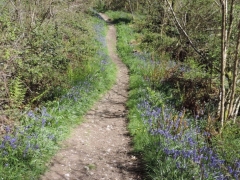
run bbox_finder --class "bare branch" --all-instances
[165,0,206,60]
[214,0,221,7]
[227,0,235,41]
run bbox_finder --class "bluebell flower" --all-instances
[176,162,181,169]
[34,144,39,150]
[42,119,46,127]
[41,107,50,117]
[27,110,35,119]
[3,135,11,142]
[2,150,8,157]
[9,137,17,149]
[48,134,55,140]
[5,126,10,133]
[0,142,5,149]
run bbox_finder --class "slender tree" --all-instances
[219,0,228,127]
[228,20,240,120]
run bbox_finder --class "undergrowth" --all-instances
[105,10,240,180]
[0,11,116,179]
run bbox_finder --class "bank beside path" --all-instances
[40,13,143,180]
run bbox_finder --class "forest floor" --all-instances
[40,13,144,180]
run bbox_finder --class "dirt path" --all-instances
[40,14,143,180]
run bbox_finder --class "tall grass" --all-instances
[0,12,116,180]
[106,10,240,180]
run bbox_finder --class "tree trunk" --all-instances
[233,97,240,123]
[228,20,240,119]
[220,0,228,128]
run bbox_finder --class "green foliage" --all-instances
[0,0,100,111]
[94,0,107,12]
[104,10,132,24]
[108,10,240,179]
[94,0,128,11]
[213,123,240,163]
[139,30,177,55]
[16,23,69,103]
[0,10,116,179]
[9,77,26,108]
[183,59,210,80]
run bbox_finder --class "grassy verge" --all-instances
[106,10,240,180]
[0,12,116,179]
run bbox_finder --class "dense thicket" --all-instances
[0,1,118,178]
[102,3,240,178]
[97,0,240,126]
[0,0,94,120]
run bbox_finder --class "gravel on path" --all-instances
[40,13,143,180]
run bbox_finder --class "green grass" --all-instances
[0,12,116,180]
[106,11,204,179]
[105,11,193,179]
[106,10,240,180]
[105,10,154,178]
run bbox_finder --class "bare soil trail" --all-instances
[40,13,143,180]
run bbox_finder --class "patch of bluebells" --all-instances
[133,51,195,88]
[60,80,92,104]
[59,20,110,104]
[133,51,151,62]
[0,80,94,168]
[138,99,240,179]
[179,64,191,73]
[93,19,110,72]
[98,50,110,72]
[0,16,111,171]
[133,50,192,73]
[0,106,56,167]
[93,22,107,49]
[133,51,162,68]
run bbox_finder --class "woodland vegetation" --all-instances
[96,0,240,179]
[0,0,117,179]
[1,0,240,179]
[100,0,240,126]
[0,0,95,129]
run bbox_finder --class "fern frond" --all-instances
[31,88,50,104]
[10,76,26,107]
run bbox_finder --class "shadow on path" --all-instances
[40,13,146,180]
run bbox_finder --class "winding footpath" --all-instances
[40,14,143,180]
